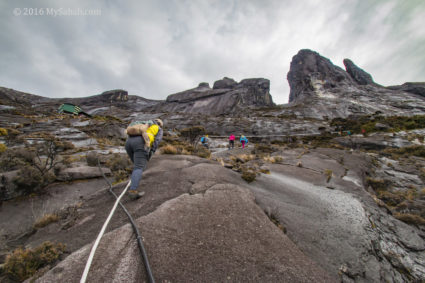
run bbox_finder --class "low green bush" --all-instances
[105,153,132,182]
[241,169,256,183]
[13,165,55,195]
[4,241,66,282]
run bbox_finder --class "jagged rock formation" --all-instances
[343,58,376,85]
[287,49,353,103]
[284,49,425,119]
[151,77,274,114]
[387,82,425,98]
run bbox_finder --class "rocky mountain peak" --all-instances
[287,49,352,103]
[343,58,375,85]
[285,49,425,119]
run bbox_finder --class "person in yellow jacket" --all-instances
[125,118,163,199]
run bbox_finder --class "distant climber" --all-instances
[200,135,209,149]
[229,134,235,149]
[125,118,163,199]
[240,135,248,149]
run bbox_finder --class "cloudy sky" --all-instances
[1,0,424,104]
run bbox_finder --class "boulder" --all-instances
[212,77,238,89]
[57,166,111,181]
[156,78,274,114]
[198,82,210,88]
[343,58,375,85]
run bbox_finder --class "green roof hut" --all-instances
[58,103,91,117]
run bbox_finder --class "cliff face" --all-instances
[153,77,274,114]
[285,49,425,119]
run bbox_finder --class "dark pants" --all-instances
[125,136,149,190]
[229,140,234,148]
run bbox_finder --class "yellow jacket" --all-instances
[146,124,159,146]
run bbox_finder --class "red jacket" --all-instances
[229,135,235,141]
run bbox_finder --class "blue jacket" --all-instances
[240,136,248,143]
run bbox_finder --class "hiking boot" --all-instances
[128,190,145,200]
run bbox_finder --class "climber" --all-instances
[125,118,163,199]
[228,134,235,149]
[240,135,248,149]
[200,135,209,149]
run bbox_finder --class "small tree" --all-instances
[179,126,206,145]
[32,136,64,176]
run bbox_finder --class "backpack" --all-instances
[126,120,154,148]
[201,137,205,143]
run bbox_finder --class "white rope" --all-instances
[80,180,132,283]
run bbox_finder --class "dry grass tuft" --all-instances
[33,214,59,229]
[263,155,283,163]
[394,213,425,226]
[161,144,178,154]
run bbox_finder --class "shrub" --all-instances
[376,191,404,207]
[366,177,390,191]
[195,146,211,158]
[179,126,206,145]
[161,144,178,154]
[0,127,7,136]
[331,114,425,134]
[241,169,256,183]
[394,213,425,226]
[4,241,66,282]
[232,154,255,163]
[86,151,99,166]
[105,153,132,182]
[253,144,274,154]
[0,143,6,153]
[106,153,132,172]
[13,166,46,194]
[33,214,59,229]
[263,156,283,163]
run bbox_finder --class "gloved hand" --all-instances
[148,149,154,161]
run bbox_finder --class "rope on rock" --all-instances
[87,158,155,283]
[80,179,131,283]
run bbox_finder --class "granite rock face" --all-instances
[285,49,425,119]
[387,82,425,98]
[287,49,353,103]
[343,58,375,85]
[153,77,274,114]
